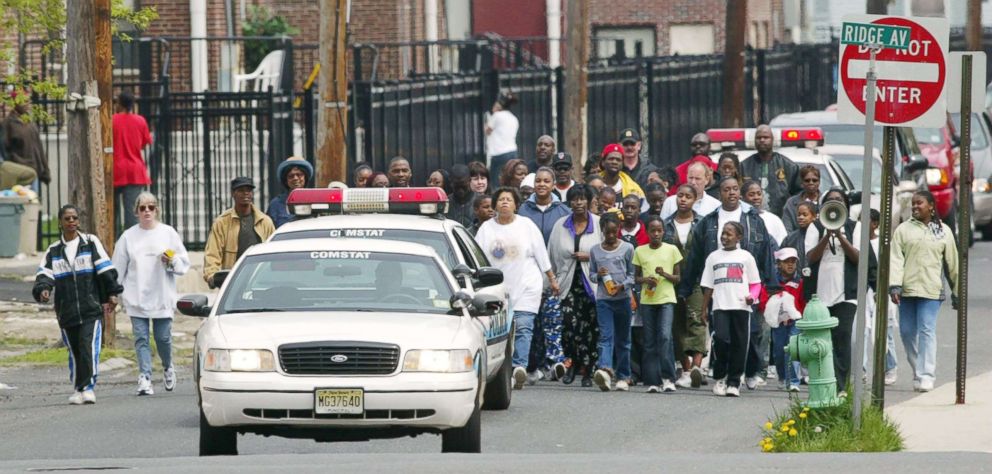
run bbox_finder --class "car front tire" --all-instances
[482,325,514,411]
[199,407,238,456]
[441,401,481,453]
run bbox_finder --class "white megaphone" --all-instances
[819,200,848,231]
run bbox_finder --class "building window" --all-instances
[593,25,656,60]
[669,23,715,55]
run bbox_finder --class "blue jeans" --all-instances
[512,310,536,368]
[640,303,676,385]
[898,297,942,384]
[771,324,801,386]
[131,317,173,377]
[595,299,632,380]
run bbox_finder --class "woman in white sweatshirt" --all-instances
[112,192,191,396]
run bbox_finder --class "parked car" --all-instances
[951,111,992,240]
[912,123,960,225]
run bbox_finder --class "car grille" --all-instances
[278,341,400,375]
[243,408,436,420]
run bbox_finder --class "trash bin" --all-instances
[19,201,40,254]
[0,196,27,257]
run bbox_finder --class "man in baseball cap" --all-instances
[203,176,275,287]
[550,151,575,201]
[618,127,657,190]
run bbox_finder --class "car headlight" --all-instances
[204,349,276,372]
[402,349,473,373]
[926,168,949,187]
[974,178,992,193]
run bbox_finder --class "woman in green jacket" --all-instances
[889,190,959,393]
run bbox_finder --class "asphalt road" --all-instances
[2,242,991,468]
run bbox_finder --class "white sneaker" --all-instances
[690,367,703,388]
[82,389,96,404]
[137,374,154,396]
[526,369,543,385]
[615,380,630,392]
[512,367,527,390]
[884,369,898,386]
[745,376,764,390]
[766,366,778,380]
[675,372,692,388]
[164,366,177,391]
[788,384,800,393]
[647,385,660,393]
[912,379,922,392]
[919,379,934,392]
[662,380,677,393]
[725,385,741,397]
[593,369,612,392]
[68,391,84,405]
[712,379,727,396]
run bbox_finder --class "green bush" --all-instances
[759,396,903,453]
[242,5,299,72]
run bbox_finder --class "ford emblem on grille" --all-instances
[330,354,349,363]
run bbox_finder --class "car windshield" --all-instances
[912,127,945,146]
[813,124,886,148]
[271,228,459,268]
[216,251,455,315]
[951,113,990,149]
[831,155,883,193]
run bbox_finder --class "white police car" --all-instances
[270,187,514,407]
[178,238,508,455]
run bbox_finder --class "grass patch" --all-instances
[0,336,48,347]
[0,346,135,366]
[759,395,903,453]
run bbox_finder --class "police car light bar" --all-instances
[287,187,450,216]
[706,127,824,151]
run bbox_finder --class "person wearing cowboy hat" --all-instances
[266,156,314,228]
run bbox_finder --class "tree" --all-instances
[0,0,157,122]
[242,5,299,71]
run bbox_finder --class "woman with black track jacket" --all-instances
[33,204,124,405]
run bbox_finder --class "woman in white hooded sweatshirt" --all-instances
[112,192,190,396]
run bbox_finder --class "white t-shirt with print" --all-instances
[700,248,761,312]
[474,216,551,314]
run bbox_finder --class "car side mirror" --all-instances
[177,294,211,317]
[904,157,929,174]
[847,190,862,205]
[474,267,503,288]
[470,294,503,317]
[211,270,230,289]
[449,290,473,312]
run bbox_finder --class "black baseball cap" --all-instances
[618,128,640,144]
[551,152,573,169]
[230,176,255,192]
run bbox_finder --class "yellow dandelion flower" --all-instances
[799,412,808,419]
[787,419,796,425]
[789,428,798,437]
[781,425,790,432]
[762,443,774,452]
[764,422,773,430]
[763,437,772,444]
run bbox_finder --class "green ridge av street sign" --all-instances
[841,22,911,50]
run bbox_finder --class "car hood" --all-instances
[215,311,467,348]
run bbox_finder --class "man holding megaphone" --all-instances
[804,188,878,395]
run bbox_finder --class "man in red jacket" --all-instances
[113,91,152,230]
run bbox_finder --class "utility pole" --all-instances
[317,0,349,186]
[67,0,115,346]
[966,0,982,51]
[96,0,114,255]
[564,0,589,179]
[722,0,746,127]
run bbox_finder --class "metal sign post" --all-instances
[956,54,972,405]
[852,43,880,430]
[872,126,896,409]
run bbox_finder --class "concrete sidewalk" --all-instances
[886,371,992,453]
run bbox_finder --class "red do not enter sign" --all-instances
[838,15,949,127]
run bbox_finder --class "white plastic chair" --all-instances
[233,50,285,93]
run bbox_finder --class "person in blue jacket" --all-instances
[267,156,314,228]
[518,167,571,245]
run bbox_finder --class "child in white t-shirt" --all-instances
[700,221,761,398]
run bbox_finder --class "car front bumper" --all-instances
[974,192,992,226]
[200,371,478,431]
